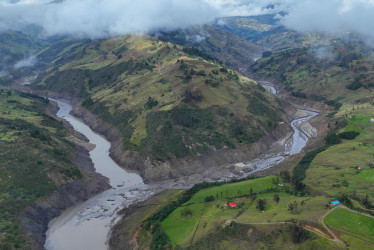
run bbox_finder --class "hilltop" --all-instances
[156,25,263,70]
[31,35,290,182]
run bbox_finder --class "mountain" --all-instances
[215,15,327,51]
[31,35,288,181]
[249,38,374,116]
[156,25,264,70]
[0,29,67,85]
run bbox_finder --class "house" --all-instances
[229,202,237,208]
[331,200,340,206]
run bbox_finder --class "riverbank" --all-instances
[15,83,320,249]
[7,92,110,249]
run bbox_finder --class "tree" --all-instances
[273,194,280,204]
[280,170,291,182]
[144,96,159,109]
[180,208,192,217]
[204,196,215,202]
[262,51,273,58]
[289,223,309,244]
[288,201,298,214]
[256,199,266,211]
[362,194,371,208]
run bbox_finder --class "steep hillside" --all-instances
[110,176,341,250]
[216,15,326,51]
[249,40,374,116]
[156,25,263,69]
[32,35,289,181]
[0,30,51,83]
[0,88,109,249]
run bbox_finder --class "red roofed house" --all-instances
[229,202,237,208]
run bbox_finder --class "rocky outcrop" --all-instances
[20,145,110,250]
[72,105,294,183]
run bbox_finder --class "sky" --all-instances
[1,0,374,40]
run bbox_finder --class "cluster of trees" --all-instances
[255,194,281,212]
[182,47,215,62]
[144,96,159,109]
[326,130,360,145]
[292,147,327,187]
[288,222,309,244]
[346,79,363,90]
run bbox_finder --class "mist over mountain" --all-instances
[1,0,374,44]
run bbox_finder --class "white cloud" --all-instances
[0,0,218,38]
[1,0,374,43]
[14,55,37,69]
[280,0,374,42]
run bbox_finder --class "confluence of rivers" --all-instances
[45,85,318,250]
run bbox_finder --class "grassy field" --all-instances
[160,176,330,247]
[325,208,374,249]
[109,189,183,249]
[304,112,374,200]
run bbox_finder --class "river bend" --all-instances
[45,86,318,249]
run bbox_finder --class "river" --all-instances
[45,99,150,250]
[44,85,318,250]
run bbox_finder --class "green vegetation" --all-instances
[325,208,374,249]
[250,41,374,116]
[293,147,327,185]
[139,176,335,248]
[0,88,84,249]
[157,25,263,69]
[305,113,374,201]
[217,15,325,50]
[33,35,285,162]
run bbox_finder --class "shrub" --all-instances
[181,208,192,217]
[293,147,327,184]
[256,199,266,211]
[144,97,159,109]
[326,132,341,145]
[262,51,273,58]
[204,196,215,202]
[338,131,359,140]
[346,80,363,90]
[291,91,307,99]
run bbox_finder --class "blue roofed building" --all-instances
[331,200,340,206]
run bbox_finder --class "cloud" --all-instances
[0,0,219,38]
[14,55,37,69]
[1,0,374,44]
[280,0,374,43]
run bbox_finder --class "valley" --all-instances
[0,3,373,250]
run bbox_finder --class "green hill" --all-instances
[110,176,341,249]
[157,25,263,69]
[216,15,326,51]
[0,88,107,249]
[250,40,374,116]
[32,35,288,181]
[0,30,52,83]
